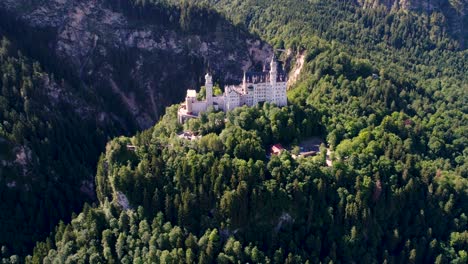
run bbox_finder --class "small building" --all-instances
[300,151,317,157]
[177,131,200,141]
[126,144,137,151]
[270,144,285,156]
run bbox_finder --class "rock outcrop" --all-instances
[0,0,273,254]
[0,0,273,129]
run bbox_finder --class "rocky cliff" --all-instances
[0,0,273,254]
[0,0,272,129]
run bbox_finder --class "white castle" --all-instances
[178,56,287,123]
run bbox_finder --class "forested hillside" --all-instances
[0,0,466,263]
[356,0,466,47]
[27,101,467,262]
[0,32,121,255]
[199,0,466,169]
[0,0,272,129]
[0,0,271,256]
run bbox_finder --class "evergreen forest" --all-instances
[0,0,466,263]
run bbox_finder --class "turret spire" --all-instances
[243,71,247,93]
[205,73,213,106]
[270,55,277,84]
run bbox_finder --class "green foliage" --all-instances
[32,93,467,262]
[1,0,467,262]
[197,84,223,101]
[0,34,123,255]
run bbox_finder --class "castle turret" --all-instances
[242,71,247,93]
[185,89,196,113]
[205,73,213,107]
[270,55,277,85]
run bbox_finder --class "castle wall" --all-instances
[188,81,287,114]
[191,101,207,115]
[272,82,287,106]
[244,92,254,106]
[213,96,225,111]
[225,90,240,111]
[178,60,288,123]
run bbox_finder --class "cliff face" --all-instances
[0,0,272,129]
[0,0,273,254]
[357,0,466,47]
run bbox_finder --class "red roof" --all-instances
[271,144,284,155]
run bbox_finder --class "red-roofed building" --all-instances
[270,144,284,155]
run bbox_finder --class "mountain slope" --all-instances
[356,0,466,46]
[0,0,273,255]
[28,102,467,263]
[196,0,466,150]
[0,0,272,129]
[0,33,116,255]
[0,0,466,262]
[21,0,467,261]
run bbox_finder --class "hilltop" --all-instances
[0,0,466,262]
[0,0,271,255]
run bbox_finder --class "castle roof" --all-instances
[245,70,287,84]
[244,58,286,84]
[270,144,285,155]
[225,86,244,95]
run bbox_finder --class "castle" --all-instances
[178,56,287,123]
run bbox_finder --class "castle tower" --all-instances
[205,73,213,107]
[270,55,277,85]
[185,89,196,113]
[243,71,247,93]
[186,96,193,113]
